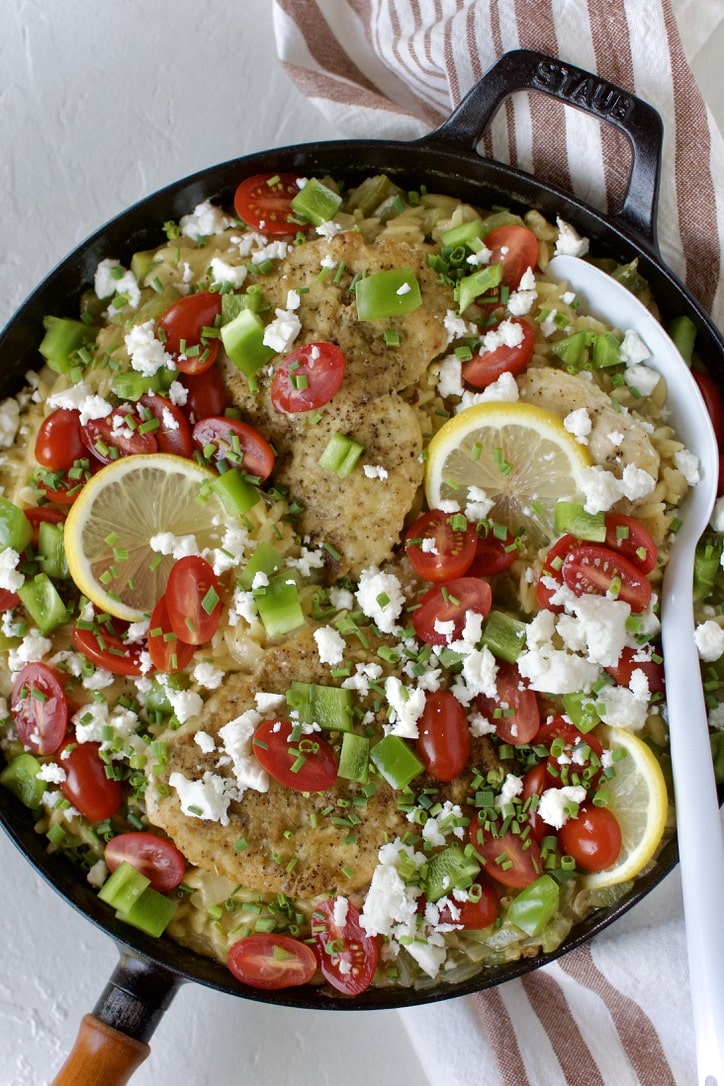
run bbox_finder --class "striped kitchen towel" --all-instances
[272,0,724,328]
[272,3,724,1084]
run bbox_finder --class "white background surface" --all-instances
[0,3,722,1084]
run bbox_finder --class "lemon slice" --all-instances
[425,402,591,546]
[64,454,235,622]
[583,726,670,889]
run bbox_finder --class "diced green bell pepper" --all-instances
[505,874,560,936]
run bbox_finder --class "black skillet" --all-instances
[1,48,722,1084]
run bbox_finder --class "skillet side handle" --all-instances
[51,1016,150,1086]
[51,951,181,1086]
[422,48,663,250]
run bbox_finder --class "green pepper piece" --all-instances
[220,309,275,383]
[209,469,260,516]
[355,269,422,321]
[439,220,488,249]
[238,541,284,591]
[553,501,606,542]
[592,332,621,368]
[120,884,178,937]
[39,316,96,375]
[98,861,151,913]
[338,732,370,783]
[254,573,305,638]
[551,330,594,367]
[423,845,481,903]
[17,573,69,634]
[667,315,697,364]
[286,682,354,733]
[505,873,560,936]
[369,734,424,790]
[480,610,527,663]
[711,732,724,784]
[561,691,601,734]
[455,263,503,315]
[290,177,343,227]
[694,535,723,602]
[38,520,69,580]
[0,753,46,809]
[0,497,31,553]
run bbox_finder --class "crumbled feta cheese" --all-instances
[480,318,525,354]
[444,310,474,344]
[192,662,225,690]
[674,448,700,486]
[286,546,326,576]
[169,770,239,825]
[219,712,270,793]
[314,625,346,666]
[47,383,114,425]
[495,773,523,809]
[538,785,587,828]
[564,407,592,445]
[555,219,590,257]
[180,200,234,240]
[209,257,247,289]
[710,497,724,534]
[555,592,631,668]
[262,308,302,353]
[0,398,21,449]
[94,258,141,308]
[580,463,656,514]
[507,267,538,316]
[363,464,389,480]
[619,329,651,366]
[695,619,724,662]
[8,629,53,671]
[0,548,24,592]
[125,320,176,377]
[195,731,217,754]
[624,364,661,397]
[342,660,384,697]
[384,676,426,738]
[595,683,649,731]
[516,610,599,694]
[436,354,465,399]
[37,763,67,784]
[360,840,423,939]
[150,531,200,559]
[355,566,405,633]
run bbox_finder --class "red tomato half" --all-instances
[603,514,658,574]
[11,663,68,755]
[559,803,622,872]
[233,173,304,236]
[0,589,20,609]
[561,544,652,612]
[521,763,554,844]
[693,370,724,446]
[147,595,197,673]
[72,621,148,677]
[404,510,477,583]
[415,690,471,781]
[164,555,222,646]
[475,661,540,745]
[468,524,518,576]
[35,408,86,472]
[192,416,275,481]
[252,719,338,793]
[58,740,123,822]
[469,814,542,888]
[485,224,539,289]
[605,644,665,696]
[412,577,492,646]
[536,533,578,611]
[138,394,194,458]
[227,933,317,990]
[437,882,498,929]
[82,406,158,464]
[181,362,230,423]
[270,342,347,414]
[157,292,222,375]
[311,898,379,996]
[105,831,186,892]
[462,317,536,388]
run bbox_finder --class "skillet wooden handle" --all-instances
[51,1014,150,1085]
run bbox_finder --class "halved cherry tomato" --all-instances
[461,317,536,388]
[82,406,158,464]
[252,719,338,793]
[138,394,194,458]
[34,463,94,505]
[605,644,665,696]
[164,555,222,646]
[35,408,86,472]
[536,533,578,611]
[485,224,539,289]
[157,292,222,376]
[468,524,518,576]
[58,740,123,822]
[404,510,477,583]
[412,576,492,646]
[270,342,347,414]
[561,543,652,612]
[72,620,148,678]
[469,813,542,888]
[181,362,230,423]
[11,663,68,755]
[227,933,317,990]
[475,661,540,745]
[192,416,275,481]
[693,370,724,446]
[521,762,553,844]
[311,898,378,996]
[437,882,499,929]
[415,690,471,781]
[105,831,186,892]
[603,514,657,574]
[0,589,20,609]
[559,803,622,872]
[147,595,197,673]
[233,173,304,236]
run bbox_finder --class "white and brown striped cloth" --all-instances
[272,3,723,1084]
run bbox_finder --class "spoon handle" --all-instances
[663,571,724,1086]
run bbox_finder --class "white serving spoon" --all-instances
[548,254,724,1086]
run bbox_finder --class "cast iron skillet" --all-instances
[1,49,722,1084]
